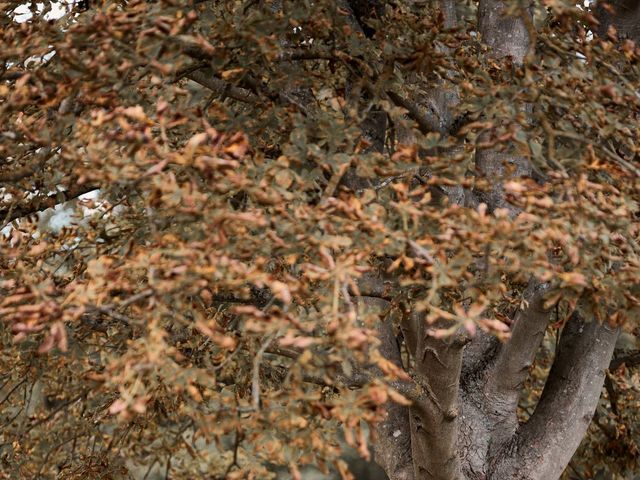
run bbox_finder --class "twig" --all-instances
[25,390,87,433]
[223,427,242,477]
[186,71,259,104]
[84,289,154,326]
[0,183,98,227]
[252,331,278,411]
[0,378,28,408]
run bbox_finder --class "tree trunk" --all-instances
[365,1,621,479]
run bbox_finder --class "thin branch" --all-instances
[604,373,619,416]
[24,390,88,433]
[552,129,640,178]
[186,70,259,104]
[0,183,98,226]
[252,331,277,411]
[610,351,640,370]
[0,146,57,184]
[386,90,441,134]
[83,289,155,326]
[0,378,28,408]
[278,47,336,61]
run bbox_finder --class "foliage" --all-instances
[0,0,639,478]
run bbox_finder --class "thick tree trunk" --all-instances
[378,296,618,480]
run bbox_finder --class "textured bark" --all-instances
[402,312,464,480]
[484,280,550,452]
[438,0,456,30]
[344,3,620,480]
[491,313,619,479]
[475,0,532,216]
[595,0,640,42]
[360,297,415,480]
[474,149,532,215]
[478,0,530,62]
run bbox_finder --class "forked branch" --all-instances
[491,312,618,479]
[485,280,550,449]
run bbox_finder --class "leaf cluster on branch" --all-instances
[0,0,639,479]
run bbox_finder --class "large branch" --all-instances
[360,296,415,480]
[491,312,618,479]
[438,0,456,29]
[478,0,531,62]
[484,280,550,451]
[401,310,464,480]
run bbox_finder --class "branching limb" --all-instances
[403,310,464,480]
[484,280,550,450]
[491,312,618,479]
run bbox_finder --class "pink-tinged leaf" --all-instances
[504,181,526,194]
[122,105,147,122]
[38,333,55,354]
[144,159,168,176]
[270,280,292,304]
[559,272,589,288]
[367,385,388,405]
[52,322,68,352]
[357,427,370,460]
[464,319,477,336]
[388,388,412,406]
[109,399,127,415]
[132,396,148,414]
[479,318,510,332]
[279,334,314,349]
[289,464,302,480]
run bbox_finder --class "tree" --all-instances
[1,0,639,479]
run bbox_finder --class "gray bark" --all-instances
[484,280,551,453]
[478,0,531,62]
[343,3,621,480]
[362,297,415,480]
[491,313,619,479]
[595,0,640,41]
[402,312,464,480]
[475,0,532,216]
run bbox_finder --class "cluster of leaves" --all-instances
[0,0,639,478]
